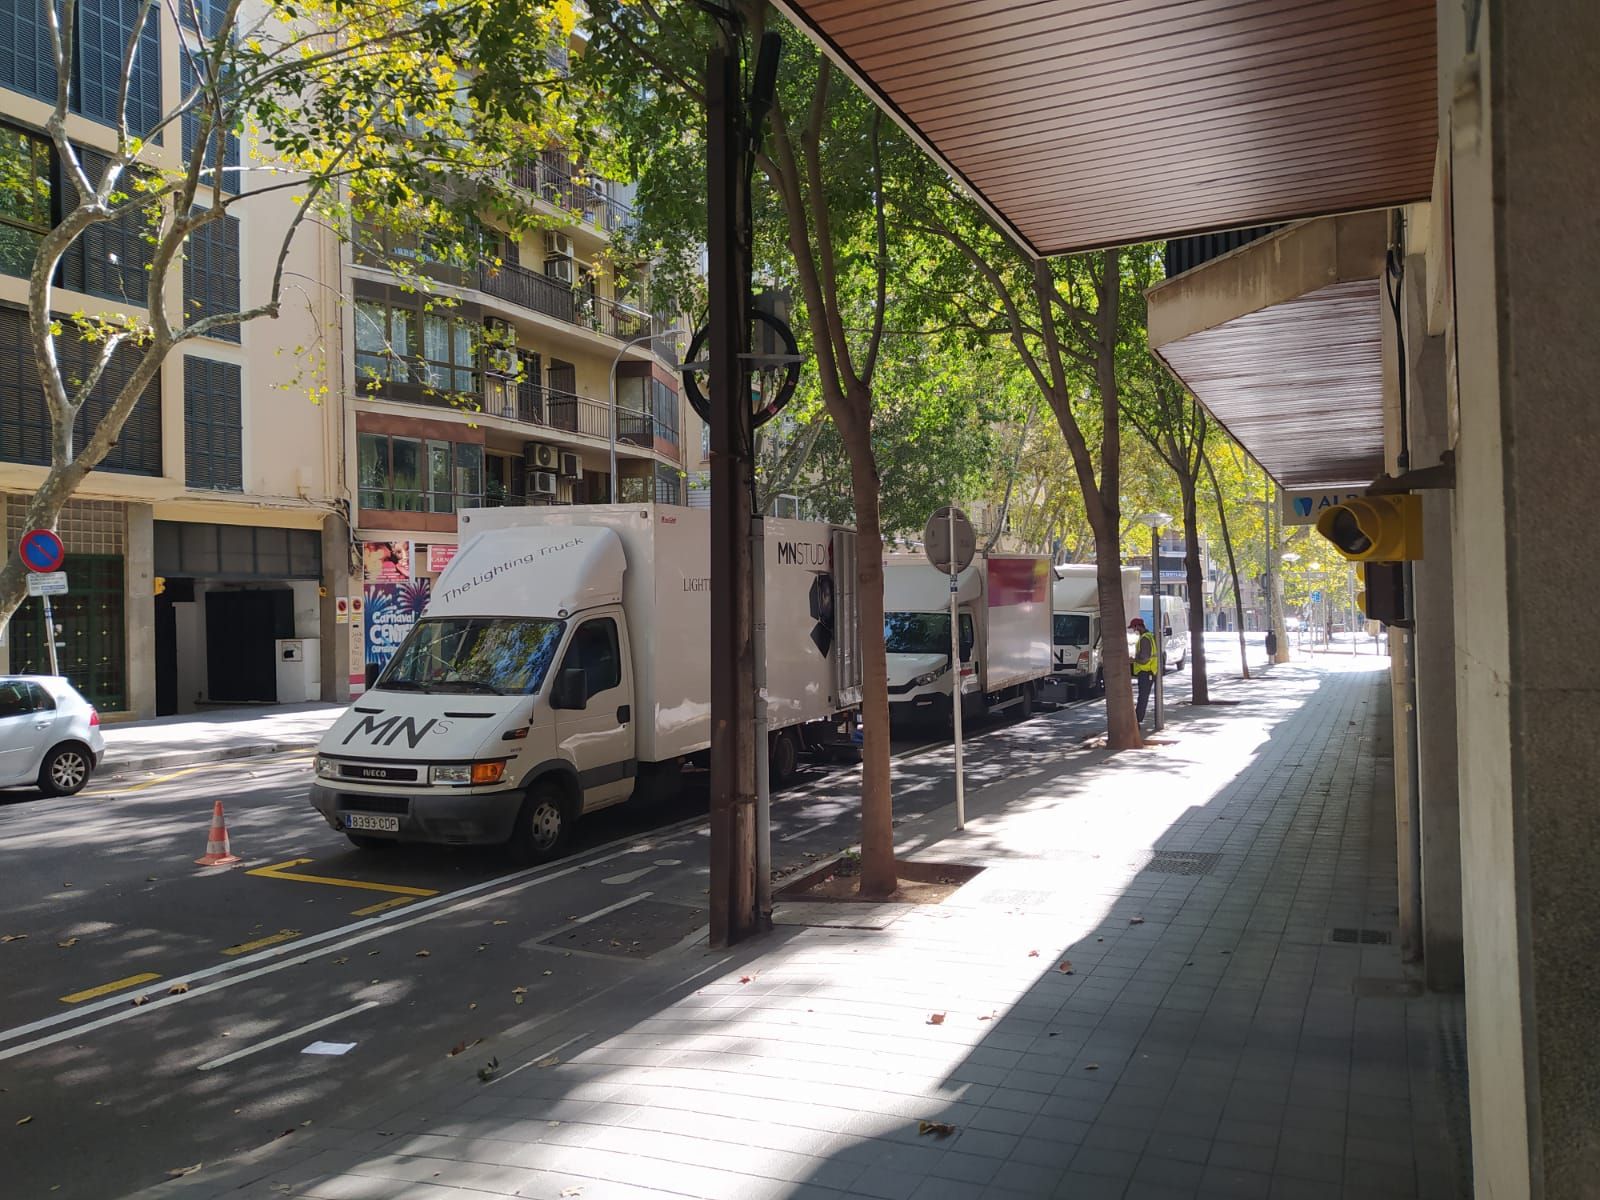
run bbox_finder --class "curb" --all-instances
[98,739,321,778]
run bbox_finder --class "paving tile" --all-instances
[1070,1147,1141,1180]
[988,1159,1066,1195]
[1133,1155,1208,1190]
[1049,1171,1130,1199]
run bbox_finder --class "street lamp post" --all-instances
[607,327,687,503]
[1136,512,1173,732]
[1281,551,1301,651]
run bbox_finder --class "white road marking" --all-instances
[483,1029,593,1087]
[0,815,708,1060]
[196,1001,380,1071]
[571,891,652,925]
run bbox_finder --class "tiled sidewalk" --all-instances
[198,659,1470,1200]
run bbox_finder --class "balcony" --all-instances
[479,377,680,456]
[501,151,636,236]
[477,261,654,342]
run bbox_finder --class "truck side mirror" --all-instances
[551,667,589,710]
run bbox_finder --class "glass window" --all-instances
[0,127,53,278]
[1053,613,1092,646]
[0,680,50,717]
[358,433,388,509]
[391,437,422,511]
[455,443,483,506]
[883,612,950,656]
[427,439,453,513]
[561,618,620,696]
[377,617,567,695]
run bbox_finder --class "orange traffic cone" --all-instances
[195,800,242,867]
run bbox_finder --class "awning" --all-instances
[1146,212,1388,489]
[772,0,1436,256]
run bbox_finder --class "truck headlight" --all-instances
[429,764,472,785]
[911,667,946,687]
[429,761,509,786]
[315,756,338,779]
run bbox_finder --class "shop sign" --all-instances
[427,543,457,573]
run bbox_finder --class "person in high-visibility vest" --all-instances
[1130,617,1158,724]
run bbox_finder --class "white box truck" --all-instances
[311,505,862,860]
[882,553,1052,729]
[1047,564,1142,699]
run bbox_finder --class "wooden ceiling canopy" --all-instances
[772,0,1437,256]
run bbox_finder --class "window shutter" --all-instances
[76,0,162,137]
[0,0,58,102]
[183,356,243,490]
[61,148,157,303]
[180,56,240,194]
[183,211,241,341]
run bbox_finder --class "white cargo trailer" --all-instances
[882,553,1052,729]
[1047,564,1142,698]
[311,505,861,860]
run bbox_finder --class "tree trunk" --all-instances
[1203,449,1250,679]
[844,419,896,899]
[1180,474,1208,703]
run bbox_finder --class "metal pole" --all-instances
[1348,563,1358,654]
[753,513,771,924]
[705,46,757,948]
[41,592,60,676]
[948,505,965,830]
[1152,525,1164,732]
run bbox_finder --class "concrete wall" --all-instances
[1446,0,1600,1192]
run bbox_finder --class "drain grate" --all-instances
[1140,851,1221,876]
[1329,927,1393,945]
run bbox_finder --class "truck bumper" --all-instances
[310,783,522,846]
[889,692,953,729]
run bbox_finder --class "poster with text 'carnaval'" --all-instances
[363,579,431,676]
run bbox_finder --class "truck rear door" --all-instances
[553,611,636,812]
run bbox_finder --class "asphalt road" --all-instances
[0,650,1235,1199]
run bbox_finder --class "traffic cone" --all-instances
[195,800,242,867]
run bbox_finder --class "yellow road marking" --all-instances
[221,930,302,956]
[61,972,162,1004]
[246,858,438,898]
[351,896,417,917]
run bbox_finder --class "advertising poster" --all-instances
[362,540,412,581]
[363,579,431,682]
[427,543,458,573]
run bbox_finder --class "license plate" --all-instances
[346,813,399,832]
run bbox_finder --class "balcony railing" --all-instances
[502,151,636,235]
[477,260,656,342]
[477,376,680,454]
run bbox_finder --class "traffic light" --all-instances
[1315,494,1422,561]
[1355,561,1409,627]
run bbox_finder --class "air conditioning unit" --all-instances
[545,255,575,285]
[559,452,582,480]
[531,470,558,497]
[544,231,574,258]
[524,442,558,470]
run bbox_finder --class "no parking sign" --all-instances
[19,528,65,573]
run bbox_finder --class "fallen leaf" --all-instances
[560,1188,583,1197]
[1084,1062,1100,1071]
[547,1120,562,1127]
[1129,916,1145,926]
[468,1003,478,1011]
[1,934,27,943]
[1027,949,1039,957]
[131,995,149,1007]
[448,1039,483,1057]
[917,1120,956,1139]
[926,1013,946,1026]
[415,949,431,958]
[535,1055,560,1069]
[512,986,528,995]
[514,994,524,1005]
[542,969,554,976]
[274,1129,294,1141]
[1058,961,1074,974]
[367,950,380,956]
[16,1115,33,1126]
[167,1163,202,1179]
[477,1057,499,1082]
[976,1012,996,1022]
[739,975,753,984]
[56,938,78,948]
[477,944,489,952]
[168,983,190,995]
[492,919,509,926]
[331,957,349,966]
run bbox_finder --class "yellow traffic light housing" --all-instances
[1315,494,1423,561]
[1356,561,1408,626]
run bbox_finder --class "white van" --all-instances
[312,505,861,860]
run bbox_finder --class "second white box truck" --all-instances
[1048,563,1142,699]
[311,505,862,860]
[882,553,1053,730]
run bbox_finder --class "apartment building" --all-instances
[0,0,347,719]
[343,134,702,692]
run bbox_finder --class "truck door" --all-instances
[553,612,636,812]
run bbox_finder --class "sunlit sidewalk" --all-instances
[194,656,1469,1200]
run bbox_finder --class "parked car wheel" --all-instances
[38,743,93,797]
[510,782,570,865]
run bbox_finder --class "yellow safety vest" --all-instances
[1132,630,1159,676]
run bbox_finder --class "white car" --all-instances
[0,676,104,796]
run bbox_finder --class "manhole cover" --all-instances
[1330,927,1393,945]
[539,899,705,958]
[1140,851,1221,876]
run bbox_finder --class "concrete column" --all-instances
[124,503,156,720]
[1447,1,1600,1193]
[1403,258,1463,992]
[319,513,353,704]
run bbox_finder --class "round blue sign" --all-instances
[19,528,65,573]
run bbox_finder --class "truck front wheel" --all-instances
[769,729,800,788]
[510,782,571,865]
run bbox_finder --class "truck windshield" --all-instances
[376,617,567,696]
[1054,613,1092,645]
[884,612,949,655]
